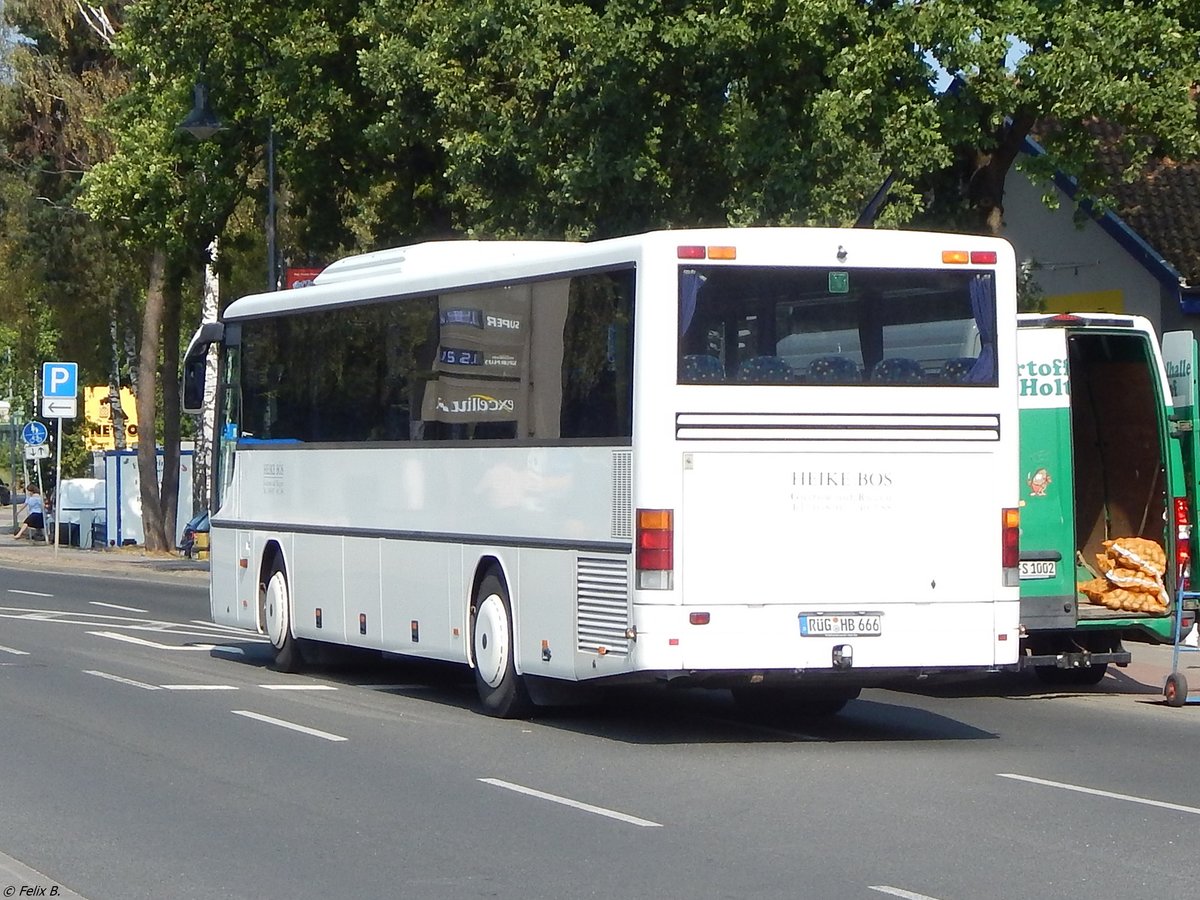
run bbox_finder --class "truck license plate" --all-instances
[799,613,882,637]
[1019,560,1057,580]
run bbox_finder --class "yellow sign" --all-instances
[1044,289,1124,315]
[84,386,139,450]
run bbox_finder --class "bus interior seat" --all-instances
[681,354,726,383]
[807,356,861,384]
[940,356,978,383]
[870,357,927,384]
[736,355,797,383]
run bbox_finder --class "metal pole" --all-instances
[53,417,61,558]
[267,119,277,292]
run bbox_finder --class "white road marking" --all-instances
[83,669,161,691]
[87,630,217,651]
[89,601,148,613]
[161,684,239,691]
[190,619,263,636]
[999,773,1200,816]
[6,589,53,597]
[231,710,348,742]
[869,886,945,900]
[258,684,338,691]
[478,777,663,828]
[0,644,30,656]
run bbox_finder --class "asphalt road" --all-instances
[2,547,1200,900]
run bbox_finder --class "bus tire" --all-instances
[471,571,532,719]
[262,556,304,674]
[731,686,860,718]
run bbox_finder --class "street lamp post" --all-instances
[178,81,280,292]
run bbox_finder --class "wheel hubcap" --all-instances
[474,593,509,689]
[264,571,289,650]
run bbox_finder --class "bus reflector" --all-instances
[970,250,998,264]
[677,245,706,259]
[689,612,710,625]
[707,246,737,260]
[1002,507,1020,574]
[942,250,970,264]
[637,508,674,590]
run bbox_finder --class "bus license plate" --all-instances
[1019,560,1057,580]
[799,613,882,638]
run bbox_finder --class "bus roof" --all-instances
[222,227,1014,321]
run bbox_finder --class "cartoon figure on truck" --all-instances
[1016,313,1196,684]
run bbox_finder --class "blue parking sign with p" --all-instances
[43,362,77,398]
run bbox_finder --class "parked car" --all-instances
[179,509,210,558]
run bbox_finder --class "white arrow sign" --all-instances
[24,444,51,460]
[41,397,78,419]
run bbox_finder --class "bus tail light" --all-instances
[1002,508,1020,586]
[637,508,674,590]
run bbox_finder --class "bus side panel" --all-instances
[209,525,248,629]
[379,541,459,663]
[292,534,347,644]
[511,548,580,681]
[343,536,382,650]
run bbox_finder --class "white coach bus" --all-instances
[183,227,1021,718]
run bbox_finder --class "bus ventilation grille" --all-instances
[577,557,631,656]
[611,450,633,540]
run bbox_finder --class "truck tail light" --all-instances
[1003,508,1020,586]
[637,508,674,590]
[1176,497,1191,591]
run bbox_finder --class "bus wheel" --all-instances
[731,686,860,718]
[262,557,304,674]
[471,571,532,718]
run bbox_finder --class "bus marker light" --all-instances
[970,251,998,264]
[597,646,608,656]
[707,246,737,260]
[942,250,970,264]
[998,633,1008,641]
[411,620,419,642]
[359,613,367,635]
[541,639,552,662]
[669,638,680,646]
[315,608,322,628]
[689,612,710,625]
[677,245,706,259]
[238,558,248,569]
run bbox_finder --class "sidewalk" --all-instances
[0,527,208,583]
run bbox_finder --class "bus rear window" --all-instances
[678,266,997,386]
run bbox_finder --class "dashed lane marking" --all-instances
[231,710,348,742]
[999,773,1200,816]
[83,669,161,691]
[161,684,239,691]
[88,631,218,651]
[89,601,148,613]
[869,886,946,900]
[479,777,662,828]
[6,589,53,597]
[0,644,30,656]
[258,684,338,691]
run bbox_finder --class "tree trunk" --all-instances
[967,113,1037,236]
[136,247,168,552]
[159,267,183,548]
[193,239,219,516]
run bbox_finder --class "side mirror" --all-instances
[181,322,224,414]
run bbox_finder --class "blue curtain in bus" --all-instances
[679,270,706,336]
[967,274,997,384]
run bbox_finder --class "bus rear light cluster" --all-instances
[1002,508,1020,587]
[942,250,998,265]
[637,508,674,590]
[677,245,737,260]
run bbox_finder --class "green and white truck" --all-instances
[1016,313,1197,684]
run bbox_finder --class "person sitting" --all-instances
[13,484,45,541]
